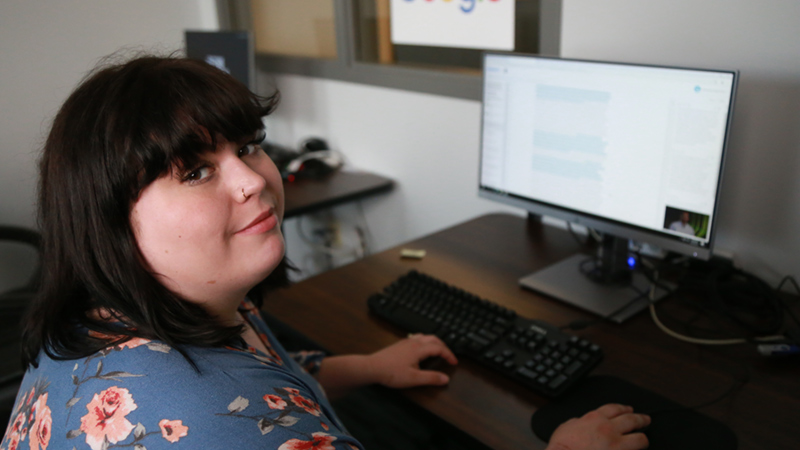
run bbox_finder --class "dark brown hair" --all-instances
[22,54,286,368]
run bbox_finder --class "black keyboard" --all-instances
[367,270,603,398]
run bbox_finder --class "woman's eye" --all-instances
[238,143,259,158]
[183,166,212,184]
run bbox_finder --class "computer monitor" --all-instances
[185,30,255,90]
[478,53,738,322]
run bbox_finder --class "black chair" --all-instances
[0,225,41,426]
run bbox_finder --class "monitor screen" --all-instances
[479,53,737,260]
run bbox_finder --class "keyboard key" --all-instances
[516,367,537,380]
[565,361,583,375]
[548,375,569,390]
[478,329,499,342]
[466,332,491,349]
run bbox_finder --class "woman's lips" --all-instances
[237,209,278,235]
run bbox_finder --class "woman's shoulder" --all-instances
[29,335,283,392]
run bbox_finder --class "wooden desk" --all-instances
[264,213,800,450]
[283,170,393,219]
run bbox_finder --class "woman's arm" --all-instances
[314,334,458,399]
[314,336,649,450]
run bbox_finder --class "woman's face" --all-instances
[130,135,285,321]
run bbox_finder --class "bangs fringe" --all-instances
[125,58,278,192]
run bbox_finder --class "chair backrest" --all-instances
[0,226,41,427]
[0,226,41,295]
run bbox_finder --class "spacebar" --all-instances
[387,308,438,334]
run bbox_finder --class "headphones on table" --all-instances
[262,137,344,181]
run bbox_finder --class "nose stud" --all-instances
[242,188,247,200]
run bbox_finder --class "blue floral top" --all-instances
[1,300,363,450]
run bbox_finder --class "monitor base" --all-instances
[519,254,673,323]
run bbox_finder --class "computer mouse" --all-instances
[419,356,450,372]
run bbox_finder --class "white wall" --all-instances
[0,0,218,290]
[560,0,800,282]
[262,75,518,276]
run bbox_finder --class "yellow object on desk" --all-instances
[400,248,426,259]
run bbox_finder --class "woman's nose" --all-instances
[231,159,267,203]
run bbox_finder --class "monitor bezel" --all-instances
[478,52,739,260]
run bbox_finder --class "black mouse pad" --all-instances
[530,375,737,450]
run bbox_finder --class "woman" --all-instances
[3,55,649,450]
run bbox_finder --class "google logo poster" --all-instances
[391,0,514,50]
[402,0,503,14]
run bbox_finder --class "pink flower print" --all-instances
[29,393,52,450]
[263,394,287,410]
[7,432,19,450]
[278,432,337,450]
[8,411,26,442]
[288,392,321,417]
[158,419,188,443]
[117,337,150,350]
[80,387,137,450]
[88,331,150,351]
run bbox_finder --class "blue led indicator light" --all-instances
[627,256,636,269]
[694,85,701,92]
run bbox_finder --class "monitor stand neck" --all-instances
[519,233,673,323]
[526,212,543,231]
[585,235,633,285]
